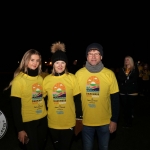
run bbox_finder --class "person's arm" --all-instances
[11,96,24,132]
[44,96,48,110]
[117,68,126,82]
[110,92,120,123]
[74,93,82,119]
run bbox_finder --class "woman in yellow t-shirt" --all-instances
[4,49,47,150]
[43,41,82,150]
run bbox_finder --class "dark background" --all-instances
[0,2,149,72]
[0,2,150,149]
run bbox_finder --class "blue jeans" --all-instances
[82,125,110,150]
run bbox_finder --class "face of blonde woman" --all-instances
[124,57,130,66]
[27,54,40,70]
[54,61,66,73]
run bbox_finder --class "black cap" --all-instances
[86,43,103,57]
[50,41,68,65]
[51,50,68,65]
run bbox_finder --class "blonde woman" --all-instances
[5,49,47,150]
[117,56,139,128]
[43,42,82,150]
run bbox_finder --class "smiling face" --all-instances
[53,60,66,73]
[27,54,40,70]
[87,49,102,66]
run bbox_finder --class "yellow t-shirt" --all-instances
[43,73,80,129]
[11,72,47,122]
[75,67,119,126]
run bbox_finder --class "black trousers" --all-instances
[120,95,138,127]
[22,116,48,150]
[49,127,74,150]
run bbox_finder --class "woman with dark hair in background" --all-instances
[117,56,139,128]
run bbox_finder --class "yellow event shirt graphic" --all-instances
[32,83,43,102]
[86,76,100,97]
[32,83,43,114]
[53,82,66,104]
[53,82,66,115]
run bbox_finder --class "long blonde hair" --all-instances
[124,56,135,70]
[4,49,42,90]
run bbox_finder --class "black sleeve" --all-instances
[11,96,24,132]
[44,95,48,110]
[117,68,126,82]
[73,93,83,118]
[110,92,120,123]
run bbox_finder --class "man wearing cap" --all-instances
[75,43,120,150]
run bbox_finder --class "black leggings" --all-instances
[22,116,48,150]
[120,95,138,126]
[49,127,74,150]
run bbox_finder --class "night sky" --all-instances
[0,2,149,72]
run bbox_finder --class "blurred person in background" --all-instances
[141,63,150,97]
[137,61,144,96]
[117,56,139,128]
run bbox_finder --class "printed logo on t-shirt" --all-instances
[86,76,99,97]
[53,82,66,104]
[32,83,43,102]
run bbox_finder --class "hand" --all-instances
[75,119,83,135]
[18,130,28,144]
[109,121,117,133]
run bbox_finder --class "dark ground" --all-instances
[0,73,150,150]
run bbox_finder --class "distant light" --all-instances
[45,61,47,64]
[18,61,19,63]
[49,62,52,65]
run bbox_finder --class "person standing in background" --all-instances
[137,61,144,96]
[141,63,150,97]
[117,56,139,128]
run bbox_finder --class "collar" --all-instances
[54,71,65,76]
[27,68,38,76]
